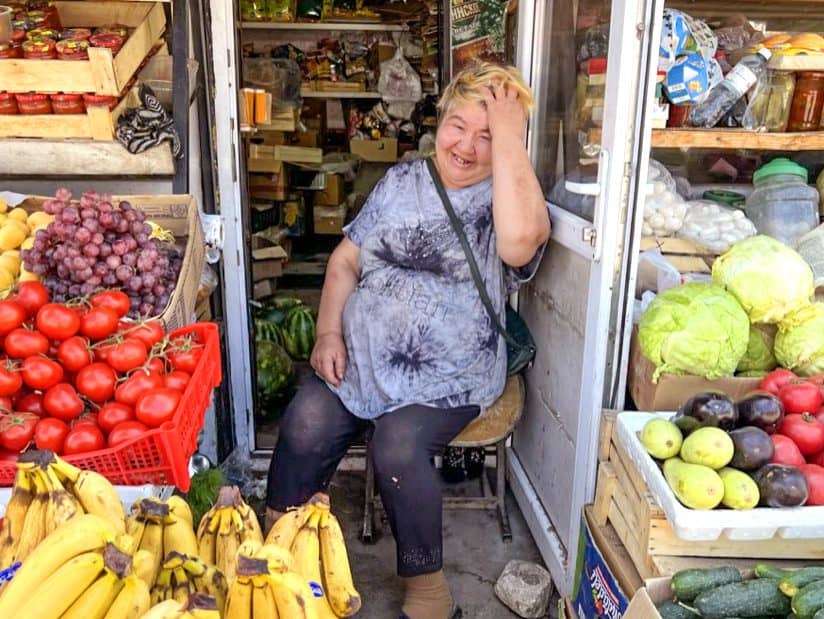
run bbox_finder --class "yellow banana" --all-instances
[166,496,194,525]
[318,509,362,617]
[61,568,125,619]
[151,566,174,606]
[138,520,165,588]
[186,592,222,619]
[181,554,207,577]
[239,503,264,545]
[255,542,297,574]
[238,538,262,559]
[192,564,228,615]
[292,511,338,619]
[216,525,241,586]
[270,571,317,619]
[52,459,126,535]
[42,465,83,536]
[163,513,199,557]
[0,467,34,567]
[172,565,194,604]
[13,468,49,562]
[133,549,157,589]
[104,574,152,619]
[224,578,253,619]
[196,515,217,565]
[265,503,313,548]
[0,513,116,615]
[252,578,277,619]
[138,599,185,619]
[12,550,104,619]
[126,515,148,554]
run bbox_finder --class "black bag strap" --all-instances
[425,157,519,349]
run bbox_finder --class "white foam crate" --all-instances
[616,411,824,542]
[0,484,172,518]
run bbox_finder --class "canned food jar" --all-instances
[60,27,91,41]
[82,93,117,110]
[25,27,58,40]
[787,72,824,132]
[89,32,124,56]
[0,43,21,58]
[55,38,88,60]
[10,28,26,44]
[0,92,19,115]
[21,37,55,59]
[51,93,85,114]
[94,23,129,39]
[15,92,52,114]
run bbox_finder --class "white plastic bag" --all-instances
[643,160,688,237]
[636,248,682,295]
[378,47,422,102]
[677,200,757,253]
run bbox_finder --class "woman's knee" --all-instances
[370,430,424,477]
[277,399,333,457]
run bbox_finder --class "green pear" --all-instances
[680,427,734,470]
[718,467,760,510]
[640,417,683,459]
[663,457,724,509]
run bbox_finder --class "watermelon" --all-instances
[256,296,304,328]
[254,318,283,345]
[281,305,316,360]
[255,340,293,406]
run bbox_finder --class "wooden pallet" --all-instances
[594,412,824,578]
[0,1,166,96]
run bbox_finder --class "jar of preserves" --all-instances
[60,27,91,41]
[787,72,824,132]
[51,93,85,114]
[15,92,52,114]
[25,27,58,40]
[0,92,18,115]
[745,71,795,132]
[11,27,26,45]
[89,32,124,56]
[0,43,21,58]
[55,38,88,60]
[21,37,55,59]
[82,93,117,110]
[94,23,129,39]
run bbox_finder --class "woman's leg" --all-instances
[266,375,368,525]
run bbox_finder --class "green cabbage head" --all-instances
[639,282,749,381]
[774,303,824,376]
[736,323,778,373]
[712,235,813,324]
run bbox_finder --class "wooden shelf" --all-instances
[0,140,175,176]
[588,127,824,151]
[240,21,408,31]
[300,87,383,99]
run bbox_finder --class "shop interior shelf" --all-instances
[299,88,384,99]
[240,21,408,31]
[588,128,824,151]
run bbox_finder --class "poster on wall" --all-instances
[449,0,508,75]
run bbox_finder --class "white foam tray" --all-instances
[616,411,824,541]
[0,484,172,518]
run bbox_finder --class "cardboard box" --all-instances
[628,330,761,411]
[253,278,277,300]
[622,578,670,619]
[248,144,322,165]
[291,130,320,148]
[349,137,398,162]
[639,237,715,277]
[314,204,346,235]
[248,164,288,200]
[251,245,288,282]
[314,174,344,206]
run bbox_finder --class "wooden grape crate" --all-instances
[0,1,167,96]
[593,412,824,579]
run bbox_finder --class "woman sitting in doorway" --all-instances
[265,61,551,619]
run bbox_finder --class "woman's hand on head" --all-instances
[310,332,347,387]
[482,83,527,143]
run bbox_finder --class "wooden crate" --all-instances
[594,412,824,578]
[0,1,167,96]
[0,89,138,141]
[639,236,716,274]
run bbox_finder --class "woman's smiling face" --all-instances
[434,101,493,189]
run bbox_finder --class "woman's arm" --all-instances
[484,84,551,267]
[311,237,361,386]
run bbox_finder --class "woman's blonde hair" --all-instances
[437,62,534,120]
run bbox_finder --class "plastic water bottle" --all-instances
[689,48,772,128]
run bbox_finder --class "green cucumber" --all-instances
[754,563,795,580]
[672,566,742,603]
[694,578,790,618]
[792,579,824,619]
[782,569,824,597]
[656,601,700,619]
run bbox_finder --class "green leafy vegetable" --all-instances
[775,303,824,376]
[737,323,778,373]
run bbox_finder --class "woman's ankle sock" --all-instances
[401,570,454,619]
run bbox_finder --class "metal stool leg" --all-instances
[496,439,512,542]
[361,441,376,544]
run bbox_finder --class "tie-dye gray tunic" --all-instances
[330,159,544,419]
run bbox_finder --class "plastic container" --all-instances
[50,93,85,114]
[14,92,51,114]
[0,323,221,490]
[55,38,89,61]
[0,92,18,115]
[21,36,55,59]
[82,93,118,110]
[745,158,819,247]
[89,32,124,56]
[787,71,824,132]
[60,27,92,41]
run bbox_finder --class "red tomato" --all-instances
[62,424,105,455]
[771,433,807,467]
[144,357,165,375]
[4,328,49,359]
[16,392,44,416]
[0,360,22,396]
[74,362,117,403]
[94,341,114,364]
[20,356,64,391]
[134,388,181,428]
[115,371,163,406]
[97,402,134,434]
[107,339,148,374]
[800,463,824,505]
[0,301,27,335]
[167,344,203,374]
[90,290,130,318]
[779,413,824,456]
[162,370,190,392]
[0,411,38,451]
[35,303,81,341]
[760,368,798,396]
[779,380,824,415]
[34,417,69,454]
[56,336,93,373]
[71,412,98,429]
[107,420,148,447]
[0,395,12,412]
[13,281,49,318]
[42,383,85,421]
[810,450,824,467]
[124,320,166,349]
[79,307,120,341]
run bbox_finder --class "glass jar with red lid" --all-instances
[15,92,52,114]
[82,93,118,111]
[25,5,60,30]
[51,93,85,114]
[787,72,824,132]
[0,93,18,115]
[94,23,129,39]
[25,27,59,41]
[60,27,91,41]
[56,38,88,60]
[0,43,21,59]
[22,37,56,59]
[89,32,124,56]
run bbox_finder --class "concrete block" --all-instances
[493,559,553,618]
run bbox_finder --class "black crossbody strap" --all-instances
[425,157,519,348]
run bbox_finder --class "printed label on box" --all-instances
[573,516,630,619]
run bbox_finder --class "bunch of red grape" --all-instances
[21,188,184,318]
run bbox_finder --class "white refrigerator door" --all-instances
[510,0,661,595]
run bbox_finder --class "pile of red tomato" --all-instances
[0,281,204,457]
[760,368,824,504]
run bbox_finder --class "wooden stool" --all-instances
[361,374,525,544]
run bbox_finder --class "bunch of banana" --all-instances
[0,514,152,618]
[265,493,362,617]
[196,486,264,586]
[139,592,221,619]
[150,552,228,613]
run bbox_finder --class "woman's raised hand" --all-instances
[310,332,347,387]
[482,82,527,142]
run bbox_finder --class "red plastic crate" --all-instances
[0,322,222,491]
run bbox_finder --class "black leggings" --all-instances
[266,375,480,577]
